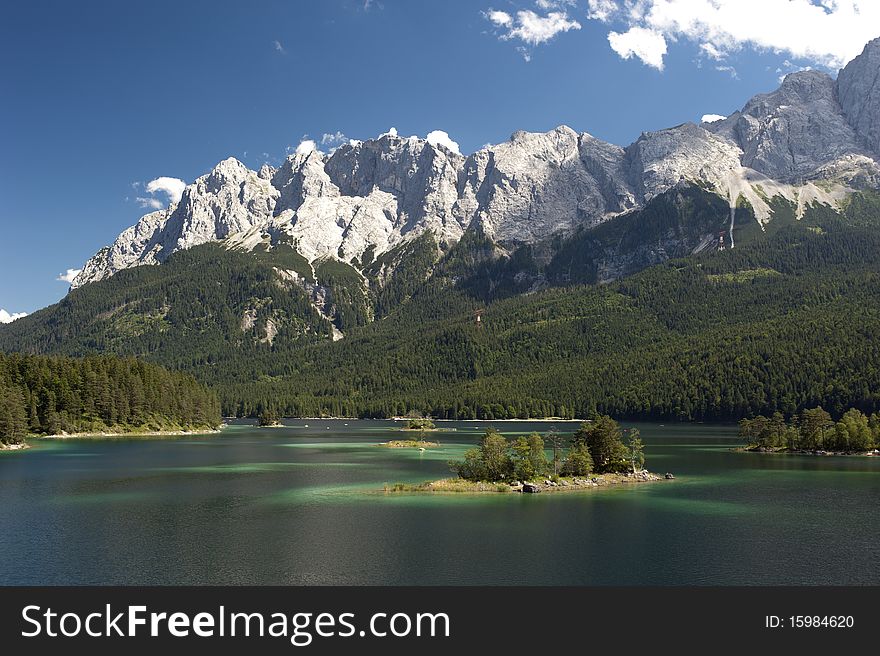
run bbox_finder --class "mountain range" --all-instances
[3,38,880,420]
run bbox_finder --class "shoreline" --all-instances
[734,446,880,457]
[39,427,223,440]
[383,471,667,495]
[0,443,31,452]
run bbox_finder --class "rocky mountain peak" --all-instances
[70,40,880,290]
[709,67,865,182]
[837,36,880,158]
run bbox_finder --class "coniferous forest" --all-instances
[2,188,880,424]
[0,352,220,445]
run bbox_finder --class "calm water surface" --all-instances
[1,420,878,585]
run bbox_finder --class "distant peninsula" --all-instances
[738,407,880,456]
[0,352,222,451]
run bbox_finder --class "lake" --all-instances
[1,420,878,585]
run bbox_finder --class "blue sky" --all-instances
[2,0,877,317]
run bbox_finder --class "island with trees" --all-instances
[0,352,222,450]
[257,408,283,427]
[385,416,668,493]
[378,417,443,448]
[739,407,880,455]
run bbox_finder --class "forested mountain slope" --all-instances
[5,189,878,421]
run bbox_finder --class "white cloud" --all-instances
[295,139,317,156]
[133,176,186,212]
[484,6,581,58]
[536,0,577,9]
[381,127,399,138]
[588,0,880,70]
[486,10,513,27]
[608,26,668,70]
[57,268,82,284]
[506,10,581,46]
[587,0,618,21]
[426,130,461,155]
[701,113,727,123]
[0,309,27,324]
[700,42,725,60]
[320,131,350,152]
[136,197,164,210]
[273,40,286,54]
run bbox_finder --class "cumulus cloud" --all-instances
[57,268,82,284]
[136,176,186,209]
[486,10,513,27]
[587,0,880,70]
[146,177,186,204]
[295,139,317,156]
[701,113,727,123]
[608,26,668,70]
[426,130,462,155]
[381,127,399,138]
[484,5,581,59]
[0,309,27,324]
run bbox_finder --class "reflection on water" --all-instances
[1,419,878,585]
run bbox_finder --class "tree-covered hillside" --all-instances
[3,187,880,422]
[0,353,220,445]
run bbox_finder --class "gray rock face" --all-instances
[455,126,633,244]
[709,70,866,182]
[626,123,743,201]
[71,40,880,290]
[838,38,880,158]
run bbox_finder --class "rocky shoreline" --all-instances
[0,443,30,452]
[384,470,672,494]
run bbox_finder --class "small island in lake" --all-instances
[379,439,441,449]
[738,406,880,456]
[384,416,670,494]
[397,417,455,432]
[257,409,283,428]
[379,417,445,447]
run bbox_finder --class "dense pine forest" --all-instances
[2,188,880,423]
[0,353,220,446]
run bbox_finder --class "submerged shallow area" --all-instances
[1,419,878,585]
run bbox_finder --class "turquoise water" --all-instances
[1,420,878,585]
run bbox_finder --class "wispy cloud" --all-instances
[587,0,880,71]
[320,131,350,152]
[484,3,581,60]
[136,197,164,210]
[273,40,286,55]
[0,309,27,324]
[57,268,82,284]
